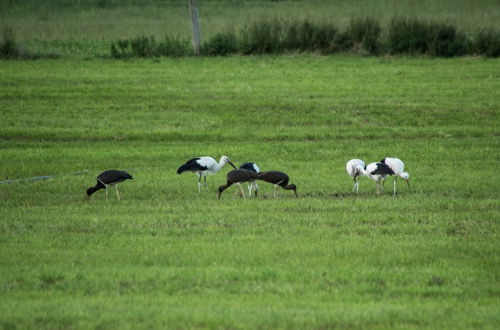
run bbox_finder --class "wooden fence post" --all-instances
[188,0,201,55]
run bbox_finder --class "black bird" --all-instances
[258,171,298,198]
[86,170,133,200]
[218,169,259,200]
[239,162,261,197]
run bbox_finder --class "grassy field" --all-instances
[0,55,499,328]
[2,0,500,57]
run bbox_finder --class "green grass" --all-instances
[2,0,500,57]
[0,56,499,328]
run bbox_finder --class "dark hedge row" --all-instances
[110,17,500,58]
[2,17,499,59]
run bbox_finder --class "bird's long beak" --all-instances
[294,190,298,198]
[228,161,236,169]
[406,179,412,193]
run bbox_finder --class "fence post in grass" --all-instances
[188,0,201,55]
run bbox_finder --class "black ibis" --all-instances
[346,159,365,194]
[218,169,259,200]
[86,170,133,200]
[258,171,298,198]
[239,162,261,197]
[177,156,236,193]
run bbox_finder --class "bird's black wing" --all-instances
[258,171,289,185]
[380,158,387,164]
[177,158,206,174]
[98,170,133,184]
[371,163,395,175]
[228,169,259,183]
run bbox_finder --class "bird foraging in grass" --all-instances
[346,159,366,194]
[177,156,236,193]
[218,169,259,200]
[257,171,298,198]
[86,170,133,200]
[380,157,411,196]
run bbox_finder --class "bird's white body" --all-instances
[181,156,235,193]
[382,158,407,178]
[196,156,232,192]
[346,159,365,193]
[197,156,229,175]
[381,157,411,196]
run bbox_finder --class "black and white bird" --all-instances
[354,162,394,195]
[258,171,298,198]
[86,170,133,200]
[380,157,411,195]
[177,156,236,192]
[218,169,259,200]
[346,159,365,194]
[239,162,261,197]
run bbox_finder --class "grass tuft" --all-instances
[474,28,500,57]
[203,31,238,56]
[388,17,432,55]
[347,17,381,55]
[0,27,19,58]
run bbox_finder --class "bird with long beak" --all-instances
[380,157,411,196]
[177,155,236,193]
[257,171,298,198]
[346,159,366,194]
[86,170,133,200]
[218,169,259,200]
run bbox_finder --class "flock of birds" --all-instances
[86,155,410,200]
[346,157,411,196]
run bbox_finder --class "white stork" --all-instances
[345,159,365,193]
[380,157,411,196]
[177,156,236,192]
